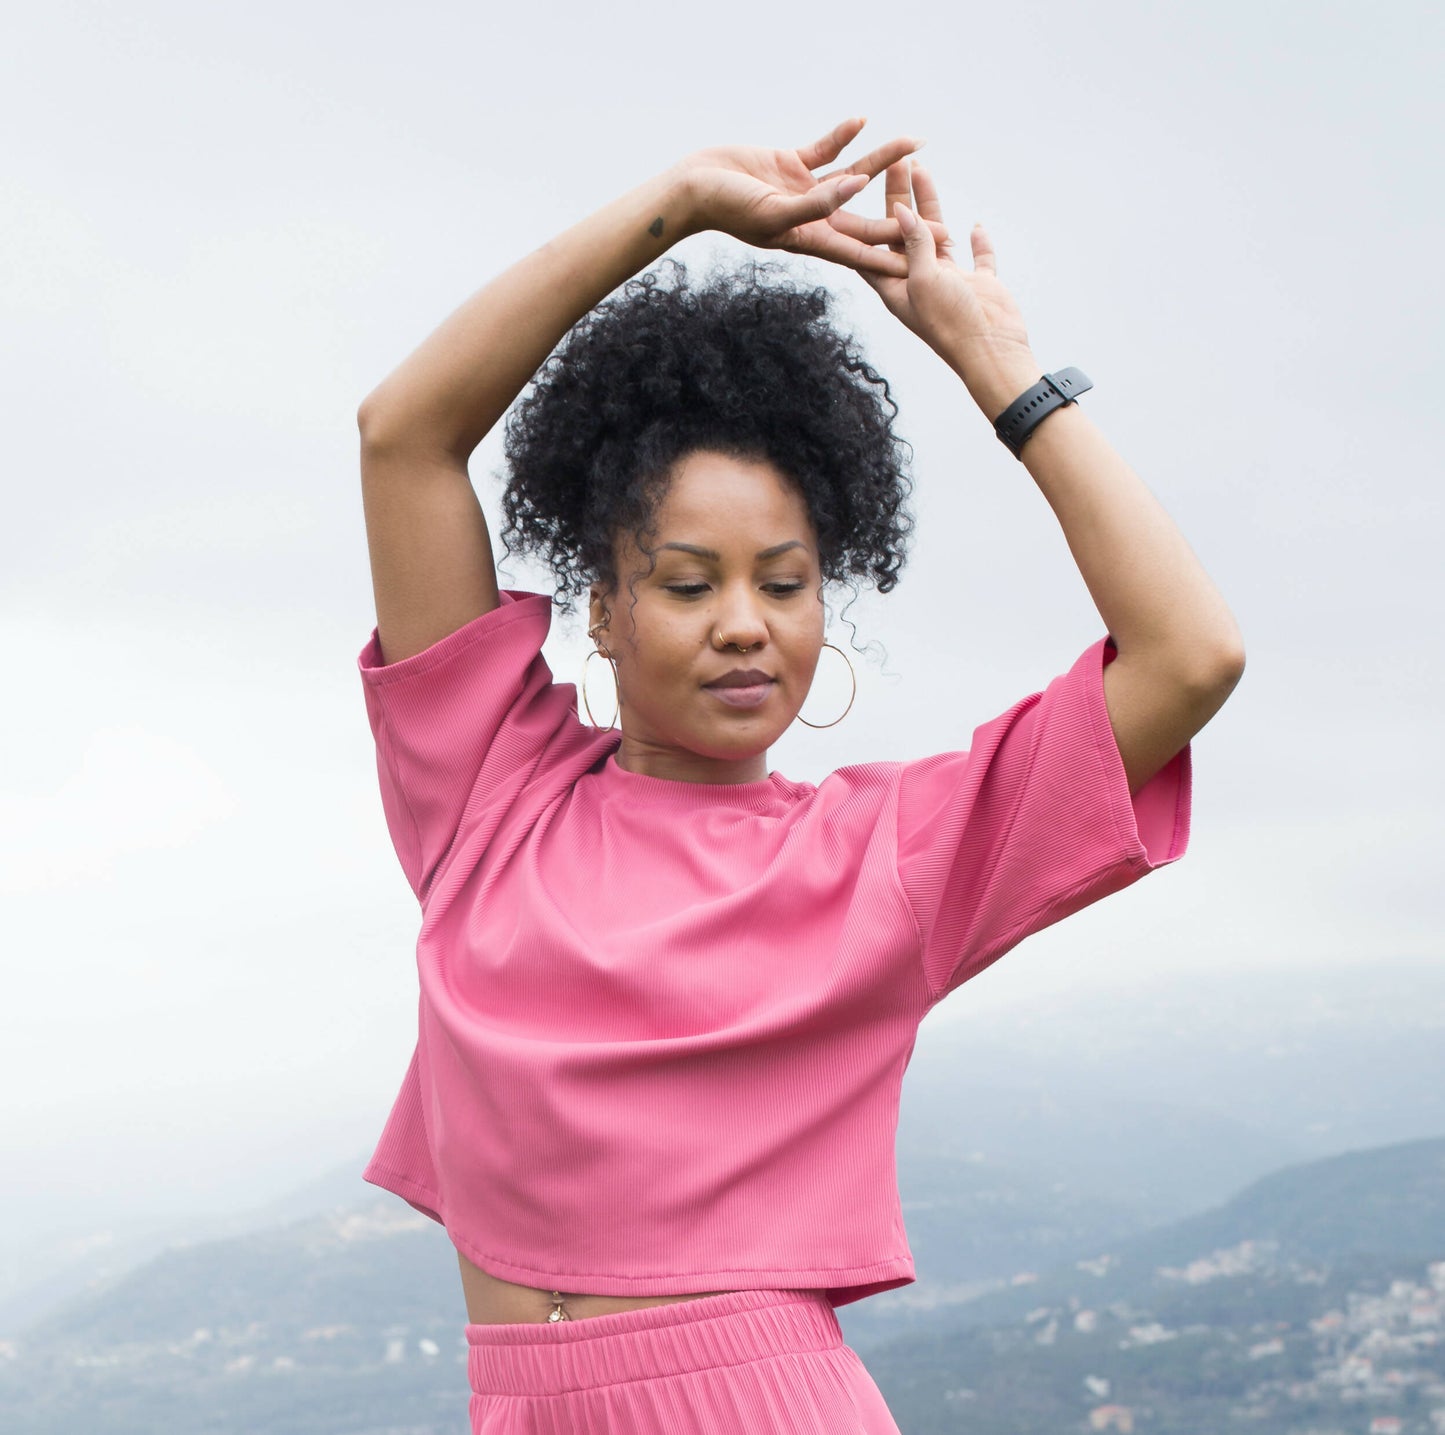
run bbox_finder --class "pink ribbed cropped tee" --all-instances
[357,589,1191,1308]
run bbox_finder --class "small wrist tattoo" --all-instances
[648,216,665,238]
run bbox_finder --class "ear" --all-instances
[587,583,612,641]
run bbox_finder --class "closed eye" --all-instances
[664,583,806,597]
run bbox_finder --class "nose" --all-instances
[712,584,770,651]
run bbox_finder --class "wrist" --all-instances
[946,343,1044,422]
[660,159,708,242]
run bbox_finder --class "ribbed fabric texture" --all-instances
[358,591,1191,1309]
[465,1289,901,1433]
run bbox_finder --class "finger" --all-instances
[894,200,937,274]
[794,115,866,172]
[816,134,925,186]
[788,224,910,278]
[827,206,950,248]
[910,163,946,226]
[971,221,997,275]
[906,163,963,262]
[779,170,871,233]
[883,159,913,250]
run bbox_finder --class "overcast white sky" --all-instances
[2,1,1441,1245]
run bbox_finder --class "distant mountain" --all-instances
[862,1246,1445,1434]
[897,1069,1310,1227]
[0,1157,372,1338]
[0,1203,466,1435]
[916,1134,1445,1333]
[903,957,1445,1219]
[854,1134,1445,1434]
[19,1203,463,1350]
[1119,1134,1445,1283]
[844,1145,1149,1351]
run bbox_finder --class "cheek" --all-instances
[792,607,827,653]
[614,625,695,695]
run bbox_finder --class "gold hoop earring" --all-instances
[581,648,620,730]
[795,642,856,729]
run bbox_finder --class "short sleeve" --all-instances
[898,637,1192,1007]
[357,590,593,904]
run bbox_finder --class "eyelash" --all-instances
[665,583,806,598]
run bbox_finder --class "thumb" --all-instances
[786,172,870,227]
[894,201,936,271]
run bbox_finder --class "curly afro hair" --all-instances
[495,255,915,616]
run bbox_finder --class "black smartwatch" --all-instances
[993,367,1093,459]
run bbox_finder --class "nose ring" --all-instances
[715,629,757,653]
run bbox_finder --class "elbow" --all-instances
[356,393,388,443]
[1209,620,1246,686]
[1176,611,1246,692]
[1172,637,1245,739]
[356,386,410,446]
[1125,629,1244,694]
[1197,634,1245,696]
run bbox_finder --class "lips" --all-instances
[705,669,773,689]
[704,669,775,711]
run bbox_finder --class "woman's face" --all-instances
[587,450,826,784]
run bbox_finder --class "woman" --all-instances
[355,116,1243,1434]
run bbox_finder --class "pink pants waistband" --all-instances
[466,1288,842,1397]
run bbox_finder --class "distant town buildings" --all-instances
[1088,1404,1135,1432]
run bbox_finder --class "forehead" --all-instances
[646,451,815,546]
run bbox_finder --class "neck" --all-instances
[612,737,768,785]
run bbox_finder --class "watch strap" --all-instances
[994,367,1093,459]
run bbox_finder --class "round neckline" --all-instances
[594,750,787,806]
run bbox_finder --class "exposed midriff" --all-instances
[457,1248,736,1324]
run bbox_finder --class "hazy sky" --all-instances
[3,1,1441,1243]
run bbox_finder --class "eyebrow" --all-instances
[658,540,808,561]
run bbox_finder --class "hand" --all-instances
[674,117,948,278]
[857,159,1037,406]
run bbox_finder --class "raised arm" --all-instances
[356,166,698,665]
[356,117,927,666]
[856,159,1245,795]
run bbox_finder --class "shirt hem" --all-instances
[358,590,547,686]
[364,1165,916,1308]
[363,1159,444,1224]
[1084,635,1191,868]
